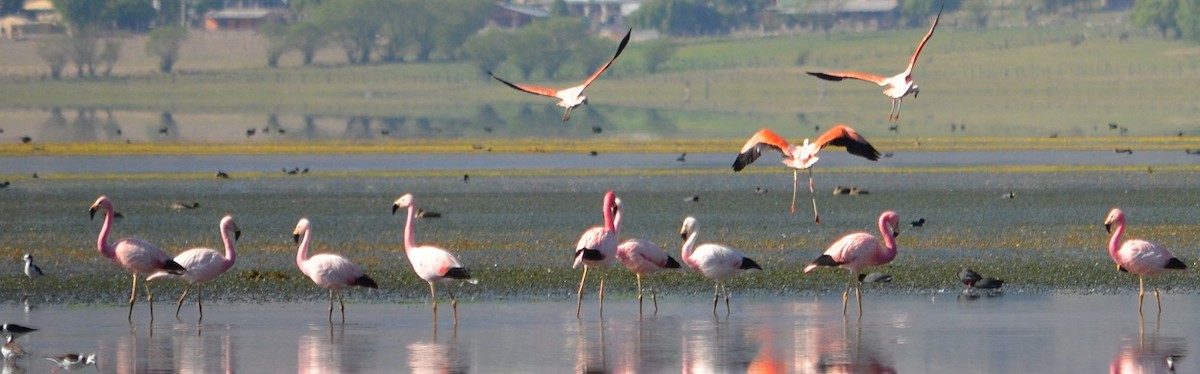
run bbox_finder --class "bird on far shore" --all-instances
[910,218,925,227]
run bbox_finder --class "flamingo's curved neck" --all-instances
[612,206,622,237]
[602,197,615,232]
[1107,219,1125,261]
[681,230,699,267]
[403,204,417,252]
[295,227,312,269]
[96,204,115,259]
[877,214,898,264]
[221,223,237,268]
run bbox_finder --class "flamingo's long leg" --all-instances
[711,282,720,316]
[327,289,335,323]
[576,266,589,318]
[175,286,191,318]
[447,285,459,326]
[791,170,798,215]
[808,168,820,223]
[635,274,644,315]
[128,274,138,321]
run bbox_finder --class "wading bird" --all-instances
[1104,208,1187,316]
[958,268,1004,295]
[44,353,97,373]
[804,211,900,316]
[293,218,378,323]
[806,6,942,121]
[679,216,762,316]
[90,196,186,321]
[732,125,881,222]
[392,194,477,325]
[146,215,241,320]
[488,29,632,122]
[613,198,680,315]
[2,336,24,359]
[23,254,43,289]
[573,191,621,318]
[0,324,35,340]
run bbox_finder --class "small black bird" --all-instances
[215,171,230,179]
[911,218,925,227]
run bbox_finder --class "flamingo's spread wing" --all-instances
[732,128,792,171]
[814,124,881,161]
[487,71,560,99]
[904,5,942,76]
[806,71,889,86]
[579,28,633,90]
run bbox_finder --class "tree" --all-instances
[1179,0,1200,42]
[37,36,71,79]
[572,35,617,78]
[99,39,122,76]
[642,37,678,74]
[431,0,491,62]
[287,21,325,66]
[962,0,989,28]
[146,25,189,73]
[70,30,99,78]
[1,0,25,15]
[629,0,725,36]
[103,0,155,31]
[262,22,290,67]
[1132,0,1180,38]
[533,17,586,79]
[462,30,510,74]
[313,0,387,64]
[52,0,109,34]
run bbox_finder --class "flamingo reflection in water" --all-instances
[297,325,375,373]
[1110,329,1186,374]
[407,331,468,374]
[795,322,895,374]
[574,320,607,374]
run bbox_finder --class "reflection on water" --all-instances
[407,329,468,374]
[795,322,895,374]
[574,320,607,374]
[1111,325,1187,374]
[297,324,378,374]
[172,330,233,374]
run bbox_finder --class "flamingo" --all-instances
[612,198,681,315]
[804,211,900,316]
[807,6,942,121]
[145,215,241,320]
[679,216,762,316]
[293,218,378,323]
[391,193,478,325]
[732,125,881,222]
[487,29,632,122]
[573,190,620,318]
[90,195,186,321]
[1104,208,1187,316]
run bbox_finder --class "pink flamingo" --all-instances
[146,215,241,320]
[293,218,378,323]
[679,216,762,316]
[807,6,942,122]
[1104,208,1187,316]
[613,198,681,315]
[392,193,478,325]
[573,190,620,318]
[90,195,186,321]
[733,125,881,222]
[804,211,900,316]
[488,29,632,122]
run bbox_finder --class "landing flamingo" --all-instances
[807,6,942,121]
[804,211,900,316]
[90,196,186,321]
[392,193,477,325]
[1104,208,1187,316]
[613,198,680,315]
[146,215,241,320]
[573,191,620,318]
[488,29,632,122]
[732,125,881,222]
[293,218,378,323]
[679,216,762,316]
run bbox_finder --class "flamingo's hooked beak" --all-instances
[234,230,242,241]
[1105,223,1112,233]
[293,234,301,244]
[912,85,920,98]
[89,207,98,220]
[391,204,400,215]
[892,229,901,238]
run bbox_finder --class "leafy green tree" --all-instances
[462,30,510,74]
[313,0,387,64]
[52,0,109,34]
[629,0,725,36]
[642,37,677,74]
[572,35,617,78]
[37,36,71,79]
[70,29,98,78]
[534,17,586,79]
[1178,0,1200,42]
[103,0,155,31]
[1132,0,1180,38]
[287,21,325,66]
[431,0,491,62]
[146,25,189,73]
[99,39,122,76]
[262,23,290,68]
[379,0,422,62]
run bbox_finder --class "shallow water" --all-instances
[5,294,1196,373]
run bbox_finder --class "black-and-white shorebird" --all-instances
[807,6,943,122]
[23,254,43,284]
[488,29,632,122]
[2,336,25,359]
[0,324,36,339]
[45,353,98,373]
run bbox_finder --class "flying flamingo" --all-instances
[293,218,378,323]
[807,6,942,121]
[488,29,632,122]
[679,216,762,316]
[612,198,681,315]
[732,125,881,222]
[804,211,900,316]
[392,193,478,325]
[145,215,241,320]
[1104,208,1187,316]
[573,190,620,318]
[90,195,186,321]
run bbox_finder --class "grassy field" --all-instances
[2,11,1199,145]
